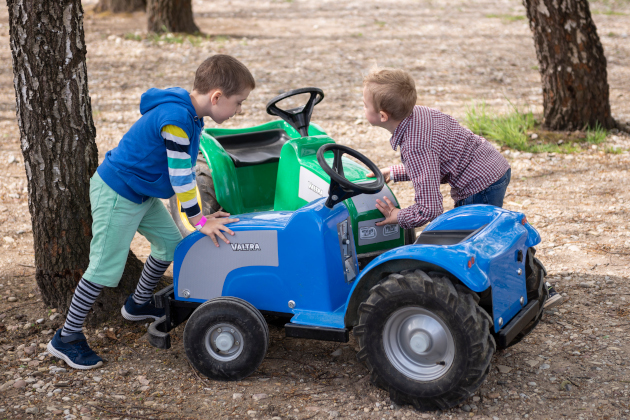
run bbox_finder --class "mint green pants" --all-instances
[83,173,183,287]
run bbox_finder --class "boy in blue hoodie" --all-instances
[47,55,255,369]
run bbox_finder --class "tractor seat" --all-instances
[414,225,487,246]
[214,129,291,168]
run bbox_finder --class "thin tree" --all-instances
[523,0,616,130]
[94,0,146,14]
[147,0,199,33]
[7,0,144,323]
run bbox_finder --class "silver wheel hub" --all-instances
[204,323,244,362]
[383,307,455,381]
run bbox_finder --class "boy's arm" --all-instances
[396,151,443,229]
[163,125,201,218]
[390,164,410,182]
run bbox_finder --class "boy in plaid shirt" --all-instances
[363,68,511,229]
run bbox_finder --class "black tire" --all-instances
[498,247,546,348]
[354,270,495,411]
[168,155,221,237]
[183,297,269,381]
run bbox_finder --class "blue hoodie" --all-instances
[97,88,204,204]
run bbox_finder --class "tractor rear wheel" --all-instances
[184,297,268,381]
[355,270,495,411]
[168,155,221,237]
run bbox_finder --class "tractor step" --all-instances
[495,299,540,348]
[285,323,349,342]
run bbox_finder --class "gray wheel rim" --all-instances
[204,323,244,362]
[383,307,455,381]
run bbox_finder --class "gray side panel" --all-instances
[351,185,398,214]
[357,220,401,246]
[178,230,279,301]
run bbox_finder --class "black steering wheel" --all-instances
[266,87,324,137]
[316,144,385,208]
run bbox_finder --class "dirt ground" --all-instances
[1,0,630,419]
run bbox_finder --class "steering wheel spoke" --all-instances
[266,88,324,137]
[316,144,385,209]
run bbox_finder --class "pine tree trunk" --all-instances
[7,0,145,325]
[523,0,615,130]
[147,0,199,34]
[94,0,146,14]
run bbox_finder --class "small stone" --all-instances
[36,318,44,324]
[252,393,268,401]
[7,297,17,302]
[92,376,102,383]
[488,392,500,399]
[525,359,540,368]
[25,407,39,414]
[527,382,537,386]
[331,348,343,357]
[306,406,320,412]
[496,365,512,374]
[580,282,593,288]
[13,380,27,388]
[233,393,243,399]
[472,396,480,402]
[540,363,550,370]
[247,410,257,417]
[462,404,472,412]
[329,410,340,418]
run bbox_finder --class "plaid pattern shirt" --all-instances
[390,106,510,229]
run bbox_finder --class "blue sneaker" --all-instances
[121,294,165,321]
[47,329,103,370]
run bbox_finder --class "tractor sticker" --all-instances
[230,243,262,251]
[383,225,399,237]
[359,227,377,240]
[298,167,330,203]
[308,182,324,197]
[358,220,401,246]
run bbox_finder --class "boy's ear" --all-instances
[209,89,223,105]
[379,111,390,123]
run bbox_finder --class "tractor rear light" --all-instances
[521,216,527,225]
[467,257,475,268]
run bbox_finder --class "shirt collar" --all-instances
[389,110,414,151]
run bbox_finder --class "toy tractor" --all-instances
[168,88,415,268]
[149,143,548,410]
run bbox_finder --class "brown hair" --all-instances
[363,68,417,121]
[193,55,255,96]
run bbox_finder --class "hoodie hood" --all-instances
[140,87,198,118]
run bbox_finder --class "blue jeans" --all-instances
[455,168,511,208]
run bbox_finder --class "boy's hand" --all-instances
[375,196,400,225]
[208,210,231,219]
[199,216,240,247]
[367,167,391,184]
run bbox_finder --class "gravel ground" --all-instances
[1,0,630,419]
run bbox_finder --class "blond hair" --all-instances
[193,55,255,96]
[363,68,417,121]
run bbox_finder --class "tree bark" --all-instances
[7,0,144,325]
[523,0,615,130]
[147,0,199,34]
[94,0,146,14]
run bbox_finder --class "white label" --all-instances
[298,167,330,203]
[383,225,399,237]
[359,226,377,240]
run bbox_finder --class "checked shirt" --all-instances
[390,106,510,229]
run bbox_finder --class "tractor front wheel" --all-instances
[184,297,269,381]
[355,270,495,411]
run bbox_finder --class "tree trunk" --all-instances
[7,0,144,325]
[94,0,146,14]
[523,0,615,130]
[147,0,199,34]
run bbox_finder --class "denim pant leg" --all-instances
[455,169,511,208]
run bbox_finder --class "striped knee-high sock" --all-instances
[132,255,171,305]
[61,278,104,337]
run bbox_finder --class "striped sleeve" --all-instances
[163,125,201,218]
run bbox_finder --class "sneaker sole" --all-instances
[121,306,162,322]
[46,341,103,370]
[543,294,565,310]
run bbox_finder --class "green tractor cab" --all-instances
[169,88,415,264]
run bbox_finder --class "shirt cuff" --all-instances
[390,164,409,182]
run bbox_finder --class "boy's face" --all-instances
[362,85,389,128]
[210,88,252,124]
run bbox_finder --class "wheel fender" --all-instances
[343,247,490,328]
